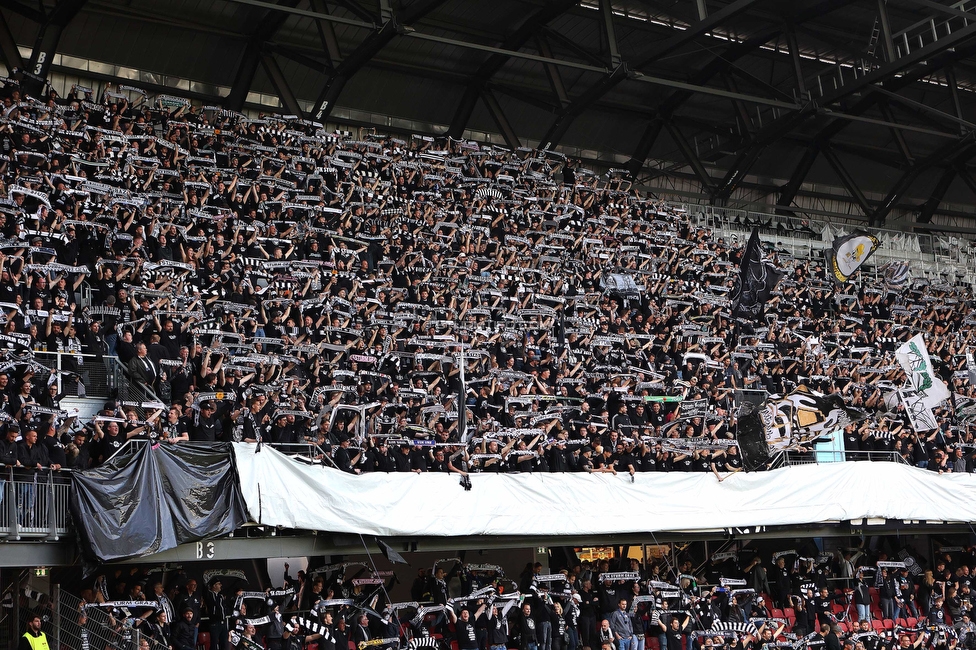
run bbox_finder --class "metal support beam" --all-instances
[267,43,331,73]
[945,66,965,135]
[0,1,44,23]
[712,18,976,201]
[820,143,873,215]
[535,34,569,108]
[214,0,376,29]
[622,0,851,177]
[821,19,976,106]
[695,0,708,20]
[379,0,393,22]
[0,9,25,73]
[917,167,958,224]
[877,0,896,63]
[309,0,342,66]
[599,0,622,68]
[624,119,664,177]
[723,75,756,138]
[776,143,821,214]
[871,85,976,134]
[870,135,976,226]
[260,53,304,117]
[785,22,806,96]
[481,89,521,149]
[26,0,87,81]
[664,122,714,192]
[445,0,578,139]
[540,27,607,68]
[540,0,766,149]
[955,163,976,201]
[226,0,301,112]
[329,0,378,24]
[877,100,913,163]
[312,0,448,121]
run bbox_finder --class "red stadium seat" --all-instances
[771,609,785,619]
[896,619,908,627]
[872,621,885,632]
[784,608,795,620]
[197,632,211,650]
[907,618,918,627]
[349,642,357,650]
[838,622,850,633]
[884,620,894,630]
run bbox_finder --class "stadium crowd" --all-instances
[32,545,976,650]
[0,79,974,476]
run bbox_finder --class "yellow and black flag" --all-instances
[826,230,880,283]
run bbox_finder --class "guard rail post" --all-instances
[45,470,58,542]
[6,467,18,541]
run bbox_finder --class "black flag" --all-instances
[731,228,782,321]
[377,538,408,565]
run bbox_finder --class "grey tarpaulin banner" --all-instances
[736,401,772,472]
[69,443,247,564]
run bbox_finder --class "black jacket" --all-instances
[17,441,49,468]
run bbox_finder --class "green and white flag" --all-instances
[895,334,950,405]
[895,334,949,431]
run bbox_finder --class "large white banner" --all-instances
[896,334,950,406]
[232,444,976,537]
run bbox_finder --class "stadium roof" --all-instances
[7,0,976,229]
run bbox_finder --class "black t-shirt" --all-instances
[519,614,537,645]
[192,416,223,442]
[615,453,635,473]
[457,618,478,650]
[99,428,127,460]
[41,435,66,466]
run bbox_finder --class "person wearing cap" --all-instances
[204,578,227,650]
[333,434,362,474]
[171,608,197,650]
[192,402,223,444]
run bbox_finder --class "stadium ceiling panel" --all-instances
[8,0,976,225]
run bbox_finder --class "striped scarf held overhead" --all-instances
[286,616,334,641]
[712,621,759,636]
[474,188,503,202]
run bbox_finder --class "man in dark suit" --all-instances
[128,342,163,391]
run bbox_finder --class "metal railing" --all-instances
[0,466,72,541]
[26,351,123,400]
[1,580,156,650]
[270,441,339,468]
[684,203,976,282]
[773,450,911,468]
[22,351,165,408]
